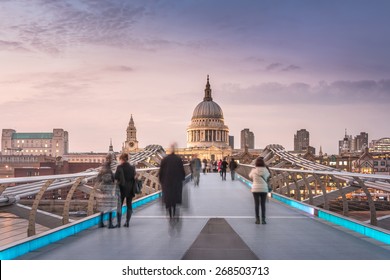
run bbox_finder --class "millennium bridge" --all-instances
[1,144,390,260]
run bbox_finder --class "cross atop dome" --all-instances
[204,75,213,101]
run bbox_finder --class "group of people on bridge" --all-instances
[190,156,239,183]
[95,147,271,227]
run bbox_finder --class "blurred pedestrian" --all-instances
[229,157,238,180]
[218,159,222,176]
[115,153,136,227]
[202,158,207,174]
[159,143,186,219]
[221,158,228,181]
[96,154,117,228]
[249,157,270,224]
[190,154,201,186]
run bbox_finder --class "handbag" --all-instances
[261,174,272,192]
[134,179,143,194]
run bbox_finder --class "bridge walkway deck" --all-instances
[17,173,390,260]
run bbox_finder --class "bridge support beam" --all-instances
[291,173,301,201]
[87,182,98,216]
[313,174,329,210]
[62,177,84,225]
[300,173,314,205]
[28,179,54,237]
[0,184,7,196]
[330,175,349,217]
[354,177,377,226]
[276,172,285,194]
[269,170,278,192]
[283,173,291,197]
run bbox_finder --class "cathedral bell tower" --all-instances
[123,114,139,153]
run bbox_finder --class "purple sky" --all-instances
[1,0,389,154]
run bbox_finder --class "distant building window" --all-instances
[343,161,348,165]
[381,161,385,166]
[374,161,378,166]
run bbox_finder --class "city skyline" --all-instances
[1,0,390,154]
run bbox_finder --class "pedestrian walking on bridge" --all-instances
[159,143,186,219]
[249,157,270,224]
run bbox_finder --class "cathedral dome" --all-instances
[191,75,224,119]
[192,100,223,119]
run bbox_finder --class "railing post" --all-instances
[87,182,98,216]
[354,177,377,226]
[300,173,314,205]
[313,174,329,210]
[284,173,292,197]
[330,175,349,217]
[275,171,285,194]
[0,184,7,196]
[291,173,301,201]
[28,179,54,237]
[62,177,84,225]
[269,170,278,192]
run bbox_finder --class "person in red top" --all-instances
[218,159,222,177]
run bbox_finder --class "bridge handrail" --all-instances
[238,163,390,180]
[0,166,162,185]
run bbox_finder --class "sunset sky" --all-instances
[1,0,389,154]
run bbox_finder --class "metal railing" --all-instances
[0,160,192,244]
[236,163,390,228]
[0,168,159,238]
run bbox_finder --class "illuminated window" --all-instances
[344,161,348,165]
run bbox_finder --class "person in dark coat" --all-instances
[229,157,238,181]
[159,143,186,219]
[96,154,117,228]
[115,153,136,227]
[221,158,228,181]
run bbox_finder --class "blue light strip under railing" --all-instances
[0,191,163,260]
[272,194,315,216]
[318,210,390,245]
[236,174,390,245]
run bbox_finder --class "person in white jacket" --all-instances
[249,157,270,224]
